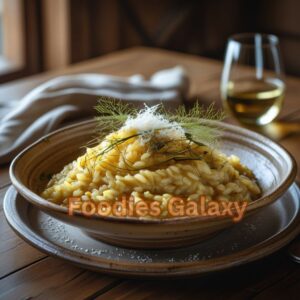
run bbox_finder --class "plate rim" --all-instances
[4,185,300,278]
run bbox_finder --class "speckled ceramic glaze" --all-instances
[9,119,297,249]
[4,185,300,277]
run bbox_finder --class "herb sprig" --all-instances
[94,98,225,147]
[83,98,225,172]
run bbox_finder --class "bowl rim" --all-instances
[10,119,298,225]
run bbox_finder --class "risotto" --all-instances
[41,104,261,216]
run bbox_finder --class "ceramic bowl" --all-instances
[9,120,297,249]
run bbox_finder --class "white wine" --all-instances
[223,78,285,125]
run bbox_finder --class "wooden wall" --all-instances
[40,0,300,76]
[5,0,300,80]
[256,0,300,75]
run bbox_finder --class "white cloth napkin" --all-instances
[0,66,189,164]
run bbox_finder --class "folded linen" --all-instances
[0,66,189,164]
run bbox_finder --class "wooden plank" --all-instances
[96,253,297,299]
[23,0,44,75]
[0,257,121,299]
[0,47,299,297]
[0,185,120,296]
[0,46,299,109]
[2,0,24,68]
[0,187,46,279]
[0,47,222,103]
[0,0,43,82]
[89,0,121,56]
[252,268,300,299]
[0,212,46,279]
[69,0,92,63]
[212,253,298,299]
[41,0,71,70]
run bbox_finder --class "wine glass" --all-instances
[221,33,285,126]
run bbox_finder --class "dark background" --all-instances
[66,0,300,76]
[2,0,300,83]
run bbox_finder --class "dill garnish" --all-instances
[87,98,225,171]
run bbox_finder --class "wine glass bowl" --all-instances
[221,33,285,126]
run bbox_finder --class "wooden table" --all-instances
[0,47,299,299]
